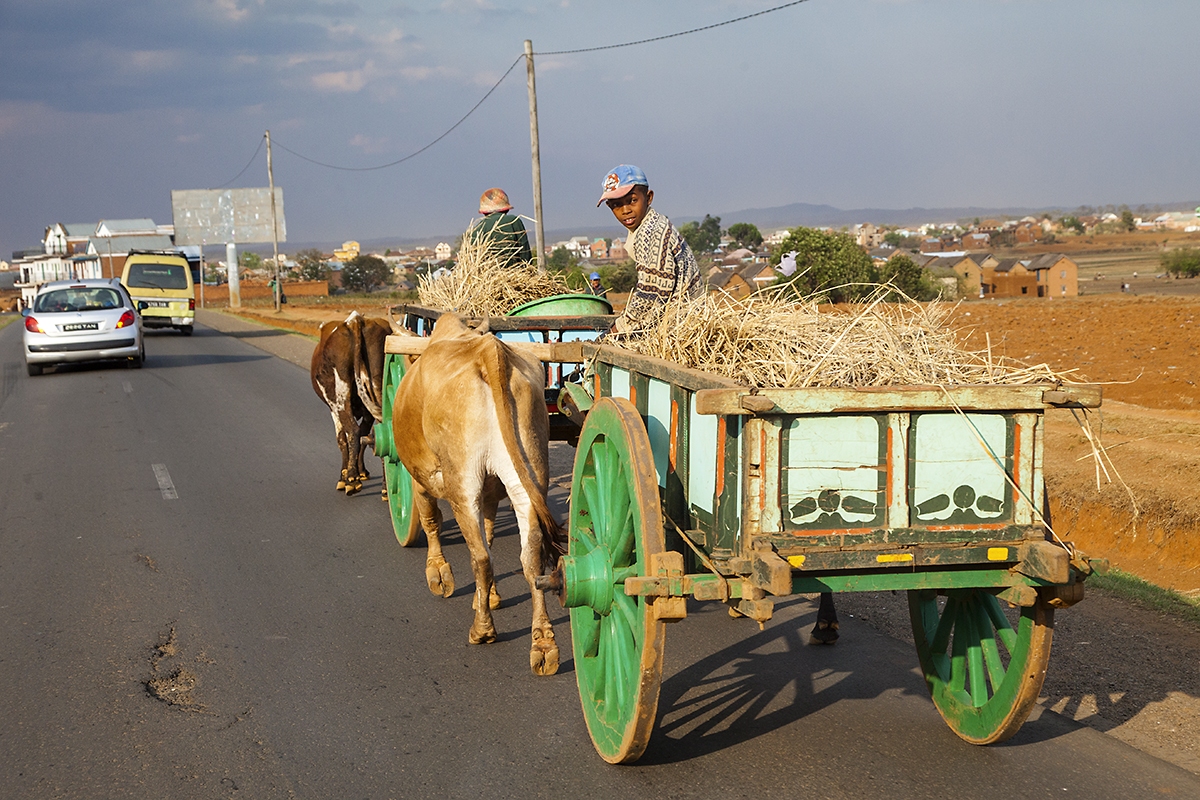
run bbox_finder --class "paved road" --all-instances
[2,317,1198,799]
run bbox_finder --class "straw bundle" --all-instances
[618,287,1073,389]
[417,231,576,316]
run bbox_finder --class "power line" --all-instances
[215,134,265,188]
[536,0,812,55]
[271,54,525,172]
[255,0,810,173]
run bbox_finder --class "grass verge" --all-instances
[1088,567,1200,627]
[0,314,19,331]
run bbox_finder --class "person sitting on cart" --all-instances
[597,164,701,337]
[465,187,533,268]
[586,271,607,298]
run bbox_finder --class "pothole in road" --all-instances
[144,624,206,712]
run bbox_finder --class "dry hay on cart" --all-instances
[617,288,1075,389]
[417,234,579,317]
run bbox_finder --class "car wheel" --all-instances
[129,348,144,369]
[180,325,194,336]
[26,362,42,376]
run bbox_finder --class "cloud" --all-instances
[349,133,389,154]
[208,0,252,22]
[312,68,367,92]
[176,133,203,143]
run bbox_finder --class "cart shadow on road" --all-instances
[640,597,937,765]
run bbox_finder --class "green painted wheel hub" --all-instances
[561,545,615,615]
[909,587,1054,744]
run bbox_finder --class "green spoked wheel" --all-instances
[909,588,1054,744]
[378,353,420,547]
[565,397,666,764]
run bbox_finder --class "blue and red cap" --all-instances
[597,164,648,206]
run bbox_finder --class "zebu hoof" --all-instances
[344,480,363,496]
[358,470,370,480]
[809,619,840,645]
[469,621,497,645]
[381,487,389,502]
[426,558,454,598]
[530,631,559,676]
[336,480,346,491]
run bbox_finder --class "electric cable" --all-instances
[214,134,265,188]
[245,1,810,173]
[537,0,812,55]
[271,54,524,172]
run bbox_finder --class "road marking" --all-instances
[123,380,133,395]
[152,464,178,500]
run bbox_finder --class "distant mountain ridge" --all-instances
[237,199,1199,255]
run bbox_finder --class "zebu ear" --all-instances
[476,315,491,335]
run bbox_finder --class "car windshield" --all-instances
[127,262,188,290]
[34,287,124,313]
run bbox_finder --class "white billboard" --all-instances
[171,188,286,245]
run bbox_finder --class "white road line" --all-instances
[122,380,133,395]
[152,463,178,500]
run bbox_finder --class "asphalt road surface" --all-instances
[2,316,1198,799]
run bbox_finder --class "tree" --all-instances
[1060,215,1085,234]
[341,254,391,293]
[1161,247,1200,278]
[1120,209,1136,233]
[295,248,329,282]
[547,246,576,271]
[679,214,722,254]
[725,222,763,251]
[772,226,877,303]
[599,260,637,294]
[239,251,263,271]
[879,253,938,301]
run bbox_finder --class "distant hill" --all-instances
[229,199,1199,255]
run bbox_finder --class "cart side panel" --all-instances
[908,412,1014,527]
[780,414,888,533]
[687,393,718,534]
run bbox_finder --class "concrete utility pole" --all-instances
[524,39,546,272]
[227,242,240,308]
[266,129,282,312]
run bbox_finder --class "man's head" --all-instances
[598,165,653,231]
[479,187,512,215]
[589,271,601,285]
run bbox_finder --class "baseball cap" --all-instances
[479,187,512,214]
[597,164,648,206]
[589,272,601,280]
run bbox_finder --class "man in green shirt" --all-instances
[465,187,533,268]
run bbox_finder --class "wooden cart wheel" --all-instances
[566,397,666,764]
[378,353,421,547]
[908,587,1054,744]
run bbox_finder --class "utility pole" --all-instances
[266,129,282,312]
[524,40,546,272]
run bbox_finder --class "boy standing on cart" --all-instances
[597,165,701,336]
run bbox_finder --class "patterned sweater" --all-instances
[613,207,702,336]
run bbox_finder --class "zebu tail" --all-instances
[481,338,566,564]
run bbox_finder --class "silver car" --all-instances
[23,279,145,376]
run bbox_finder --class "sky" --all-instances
[2,0,1198,256]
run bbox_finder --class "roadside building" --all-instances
[434,242,452,261]
[334,241,360,262]
[608,238,628,260]
[1027,253,1079,298]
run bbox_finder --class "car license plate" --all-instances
[145,301,170,308]
[61,322,99,332]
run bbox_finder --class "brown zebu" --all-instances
[311,312,391,496]
[391,314,564,675]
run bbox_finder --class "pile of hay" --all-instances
[417,231,577,316]
[618,288,1072,389]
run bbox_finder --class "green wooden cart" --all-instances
[375,306,1107,765]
